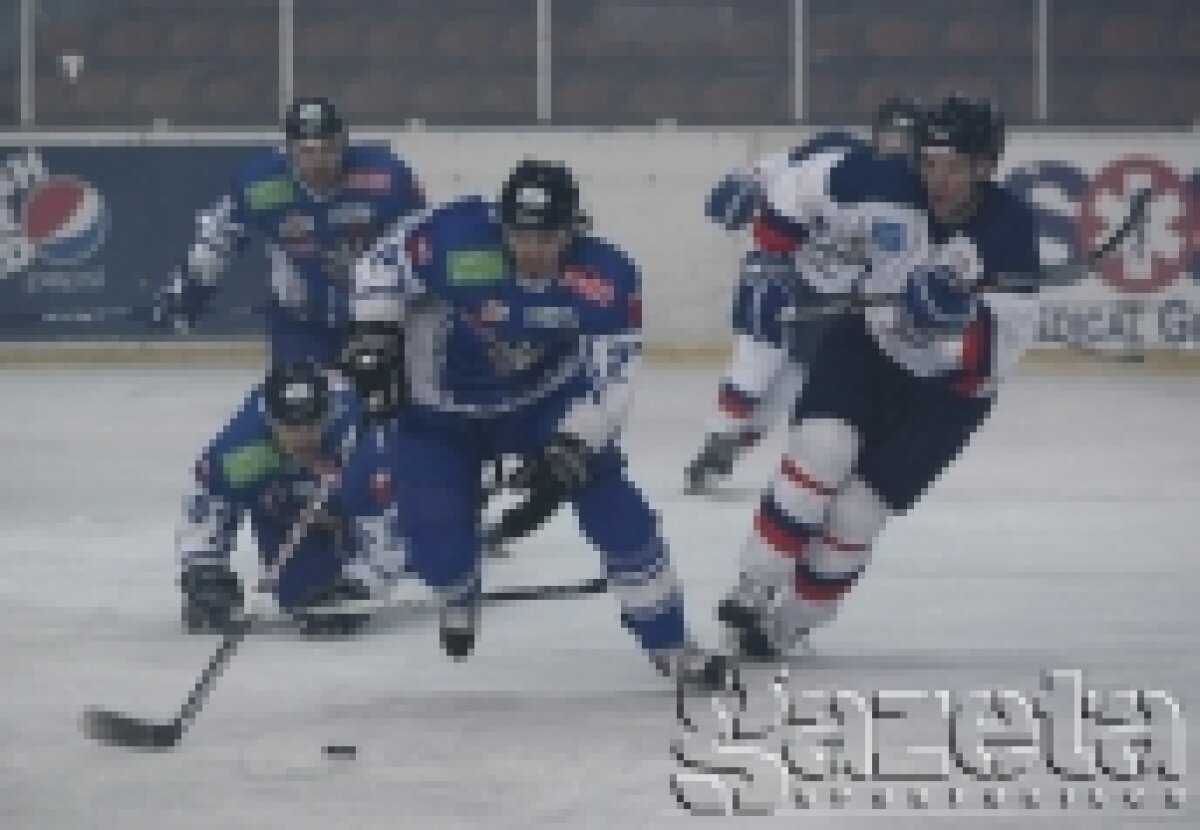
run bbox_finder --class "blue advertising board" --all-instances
[0,144,271,340]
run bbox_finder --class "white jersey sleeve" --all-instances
[351,211,431,324]
[186,194,248,290]
[557,329,642,450]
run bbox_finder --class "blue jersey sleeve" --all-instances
[344,144,426,222]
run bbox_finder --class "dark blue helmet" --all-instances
[872,96,925,160]
[284,97,344,142]
[920,95,1005,162]
[872,96,924,138]
[499,159,583,231]
[264,361,330,425]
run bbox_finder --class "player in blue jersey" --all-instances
[153,97,425,367]
[177,360,406,637]
[715,96,1042,659]
[684,98,926,493]
[349,160,729,690]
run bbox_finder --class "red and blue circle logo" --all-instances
[19,175,109,267]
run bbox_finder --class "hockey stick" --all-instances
[81,424,359,751]
[253,574,609,624]
[482,483,566,558]
[80,574,608,750]
[781,187,1154,323]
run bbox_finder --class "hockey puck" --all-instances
[322,744,357,759]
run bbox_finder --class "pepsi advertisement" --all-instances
[0,144,270,340]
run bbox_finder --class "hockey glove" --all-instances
[705,172,763,231]
[342,322,407,421]
[151,269,212,333]
[903,263,978,334]
[180,564,244,633]
[508,433,595,502]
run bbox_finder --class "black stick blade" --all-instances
[81,707,180,750]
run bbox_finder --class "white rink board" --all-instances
[3,127,1197,351]
[382,128,1200,351]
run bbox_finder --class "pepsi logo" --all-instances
[20,175,109,267]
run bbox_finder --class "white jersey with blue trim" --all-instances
[760,145,1042,391]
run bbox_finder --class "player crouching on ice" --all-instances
[716,96,1041,659]
[176,360,406,637]
[348,159,730,690]
[684,97,926,494]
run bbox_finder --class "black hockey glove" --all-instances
[151,269,213,333]
[341,322,407,421]
[180,564,244,634]
[508,433,595,502]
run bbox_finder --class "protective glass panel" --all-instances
[807,0,1035,125]
[1050,0,1200,125]
[552,0,792,125]
[294,0,537,125]
[34,0,279,128]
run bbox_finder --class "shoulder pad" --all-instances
[571,236,638,288]
[238,151,296,212]
[218,440,282,488]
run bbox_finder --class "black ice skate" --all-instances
[716,595,782,661]
[683,433,741,494]
[180,564,244,634]
[294,575,373,638]
[439,598,478,660]
[652,642,734,693]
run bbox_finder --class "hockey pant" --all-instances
[177,491,380,611]
[393,395,687,654]
[739,312,994,644]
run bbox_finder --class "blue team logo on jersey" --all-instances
[871,219,909,254]
[21,175,109,267]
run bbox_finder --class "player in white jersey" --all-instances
[714,96,1042,659]
[685,98,926,493]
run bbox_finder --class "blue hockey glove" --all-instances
[903,263,978,333]
[705,172,763,231]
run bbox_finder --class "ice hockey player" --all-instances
[350,159,730,690]
[177,360,406,637]
[715,95,1040,659]
[153,97,425,367]
[684,97,925,493]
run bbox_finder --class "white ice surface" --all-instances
[1,363,1196,828]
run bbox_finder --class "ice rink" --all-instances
[1,360,1196,828]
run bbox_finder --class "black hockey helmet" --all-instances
[919,95,1005,162]
[263,360,330,426]
[499,159,583,231]
[283,97,344,142]
[872,96,924,138]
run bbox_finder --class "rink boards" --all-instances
[1,128,1197,357]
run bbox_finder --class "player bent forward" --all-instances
[717,96,1041,659]
[350,160,730,690]
[176,360,406,636]
[685,97,927,493]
